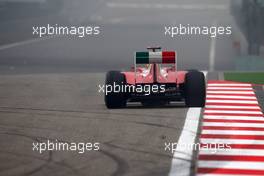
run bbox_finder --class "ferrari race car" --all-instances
[104,47,205,108]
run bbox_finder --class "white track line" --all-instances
[168,72,207,176]
[198,161,264,170]
[207,87,253,90]
[168,108,201,176]
[205,105,261,109]
[209,22,216,72]
[204,110,262,114]
[199,148,264,156]
[202,122,264,127]
[204,115,264,121]
[206,95,256,99]
[0,36,54,51]
[200,138,264,145]
[208,84,252,86]
[207,91,254,95]
[107,3,228,10]
[206,100,258,104]
[202,130,264,135]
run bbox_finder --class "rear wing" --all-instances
[135,51,176,64]
[134,50,177,83]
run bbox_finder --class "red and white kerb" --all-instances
[197,81,264,176]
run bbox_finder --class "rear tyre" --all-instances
[104,71,127,109]
[184,71,206,107]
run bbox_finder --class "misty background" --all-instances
[0,0,263,74]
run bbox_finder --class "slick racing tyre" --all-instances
[184,71,206,107]
[104,71,127,109]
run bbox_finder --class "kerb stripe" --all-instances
[197,81,264,175]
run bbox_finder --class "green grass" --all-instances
[224,72,264,84]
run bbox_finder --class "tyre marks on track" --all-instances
[197,81,264,175]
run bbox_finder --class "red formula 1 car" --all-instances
[104,47,205,108]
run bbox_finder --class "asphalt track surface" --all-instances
[0,73,263,176]
[0,73,189,176]
[0,0,261,176]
